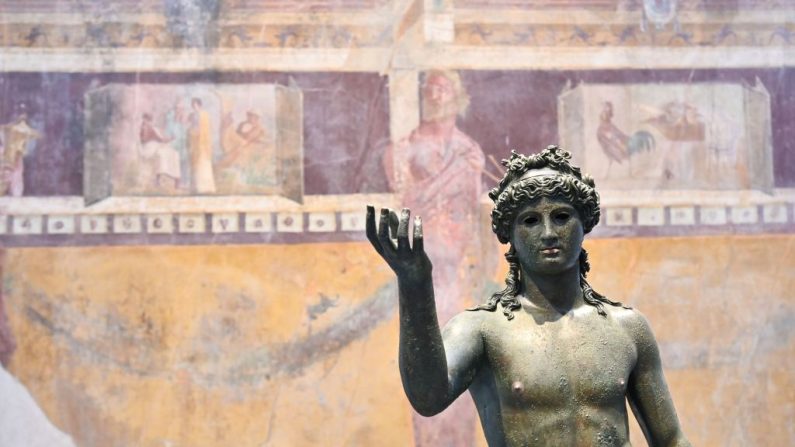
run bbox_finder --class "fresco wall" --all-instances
[0,1,793,446]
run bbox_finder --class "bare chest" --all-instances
[482,313,637,410]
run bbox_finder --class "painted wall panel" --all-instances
[0,1,792,446]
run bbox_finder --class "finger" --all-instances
[396,208,410,253]
[365,205,383,254]
[378,208,396,253]
[412,215,424,253]
[388,210,399,239]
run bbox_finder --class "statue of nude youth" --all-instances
[366,146,691,447]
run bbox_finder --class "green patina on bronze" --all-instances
[366,145,691,447]
[472,146,627,320]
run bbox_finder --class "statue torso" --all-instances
[470,304,638,447]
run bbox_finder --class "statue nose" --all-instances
[540,219,558,243]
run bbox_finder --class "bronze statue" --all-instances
[366,146,691,446]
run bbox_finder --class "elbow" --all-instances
[404,388,450,417]
[411,404,439,418]
[399,368,452,416]
[409,398,447,417]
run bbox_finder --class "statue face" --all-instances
[510,196,584,276]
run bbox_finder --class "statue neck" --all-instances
[520,265,583,315]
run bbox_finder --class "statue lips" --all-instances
[539,246,565,264]
[540,247,561,256]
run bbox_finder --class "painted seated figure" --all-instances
[366,146,691,446]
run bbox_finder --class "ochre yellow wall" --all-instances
[3,235,793,446]
[586,235,795,447]
[3,244,408,446]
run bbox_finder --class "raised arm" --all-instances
[626,311,691,447]
[366,206,483,415]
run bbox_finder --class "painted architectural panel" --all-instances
[0,72,389,198]
[84,83,303,202]
[559,81,773,191]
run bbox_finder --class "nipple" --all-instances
[511,381,524,394]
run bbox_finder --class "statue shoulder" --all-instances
[442,308,487,338]
[609,306,659,348]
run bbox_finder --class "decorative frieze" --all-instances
[0,22,392,49]
[669,207,696,226]
[12,215,43,235]
[454,22,795,47]
[146,214,174,234]
[244,213,273,233]
[0,199,789,246]
[179,214,206,234]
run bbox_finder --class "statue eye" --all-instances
[523,216,539,225]
[554,212,571,223]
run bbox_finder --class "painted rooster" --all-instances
[596,101,655,177]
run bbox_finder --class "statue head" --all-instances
[489,146,600,244]
[471,145,627,320]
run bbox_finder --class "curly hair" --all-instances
[470,145,628,320]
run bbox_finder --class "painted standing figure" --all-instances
[164,101,191,189]
[139,113,181,190]
[382,70,485,446]
[383,70,485,329]
[0,110,41,197]
[367,146,691,447]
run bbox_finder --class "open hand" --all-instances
[366,205,432,283]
